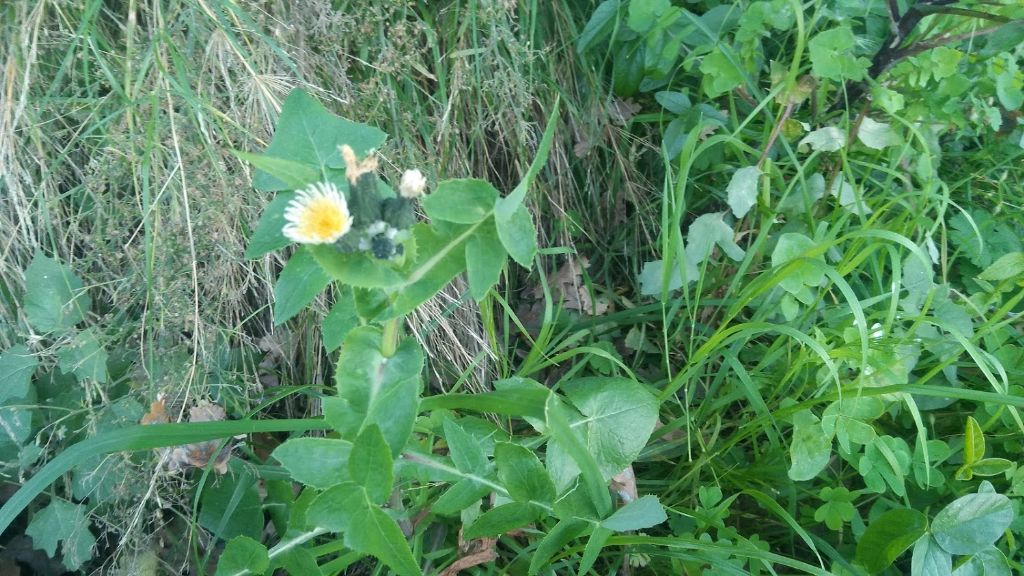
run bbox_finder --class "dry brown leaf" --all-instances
[539,257,610,316]
[139,395,170,425]
[143,397,232,474]
[608,97,641,126]
[440,530,497,576]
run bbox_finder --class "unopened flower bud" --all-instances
[399,169,427,198]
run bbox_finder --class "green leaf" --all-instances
[343,499,421,576]
[528,519,587,575]
[963,415,985,467]
[578,526,614,575]
[56,328,108,384]
[273,248,331,325]
[233,151,319,191]
[333,326,423,455]
[307,482,360,531]
[601,495,668,532]
[465,219,507,301]
[561,377,659,479]
[638,257,697,295]
[309,245,403,289]
[23,250,91,334]
[270,546,323,576]
[245,192,296,259]
[0,345,38,404]
[216,536,269,576]
[700,47,746,98]
[350,425,394,505]
[0,404,33,445]
[464,502,543,539]
[272,438,351,489]
[322,287,359,353]
[932,488,1013,555]
[544,393,612,516]
[821,397,884,453]
[832,177,872,216]
[252,89,387,191]
[392,223,471,315]
[951,546,1011,576]
[814,487,858,531]
[967,458,1013,477]
[25,499,96,572]
[495,442,554,504]
[578,0,621,53]
[626,0,669,33]
[873,86,905,114]
[978,252,1024,281]
[433,478,492,516]
[443,418,489,475]
[857,117,901,150]
[421,179,498,224]
[855,508,928,574]
[685,212,745,264]
[788,409,831,481]
[199,468,264,541]
[496,205,537,268]
[726,165,761,219]
[420,380,550,420]
[798,126,846,152]
[808,27,869,81]
[911,535,952,576]
[859,435,912,496]
[495,97,560,221]
[655,90,692,114]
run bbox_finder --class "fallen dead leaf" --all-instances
[531,257,610,316]
[439,529,497,576]
[142,397,233,474]
[611,465,638,503]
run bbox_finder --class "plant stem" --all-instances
[382,317,401,357]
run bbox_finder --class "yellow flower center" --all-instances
[297,197,350,241]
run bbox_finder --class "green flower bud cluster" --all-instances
[335,145,422,259]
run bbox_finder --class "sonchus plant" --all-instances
[231,89,670,575]
[0,88,668,575]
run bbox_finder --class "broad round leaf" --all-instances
[932,491,1013,555]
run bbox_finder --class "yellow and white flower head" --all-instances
[282,181,352,244]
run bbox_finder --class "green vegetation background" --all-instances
[0,0,1022,574]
